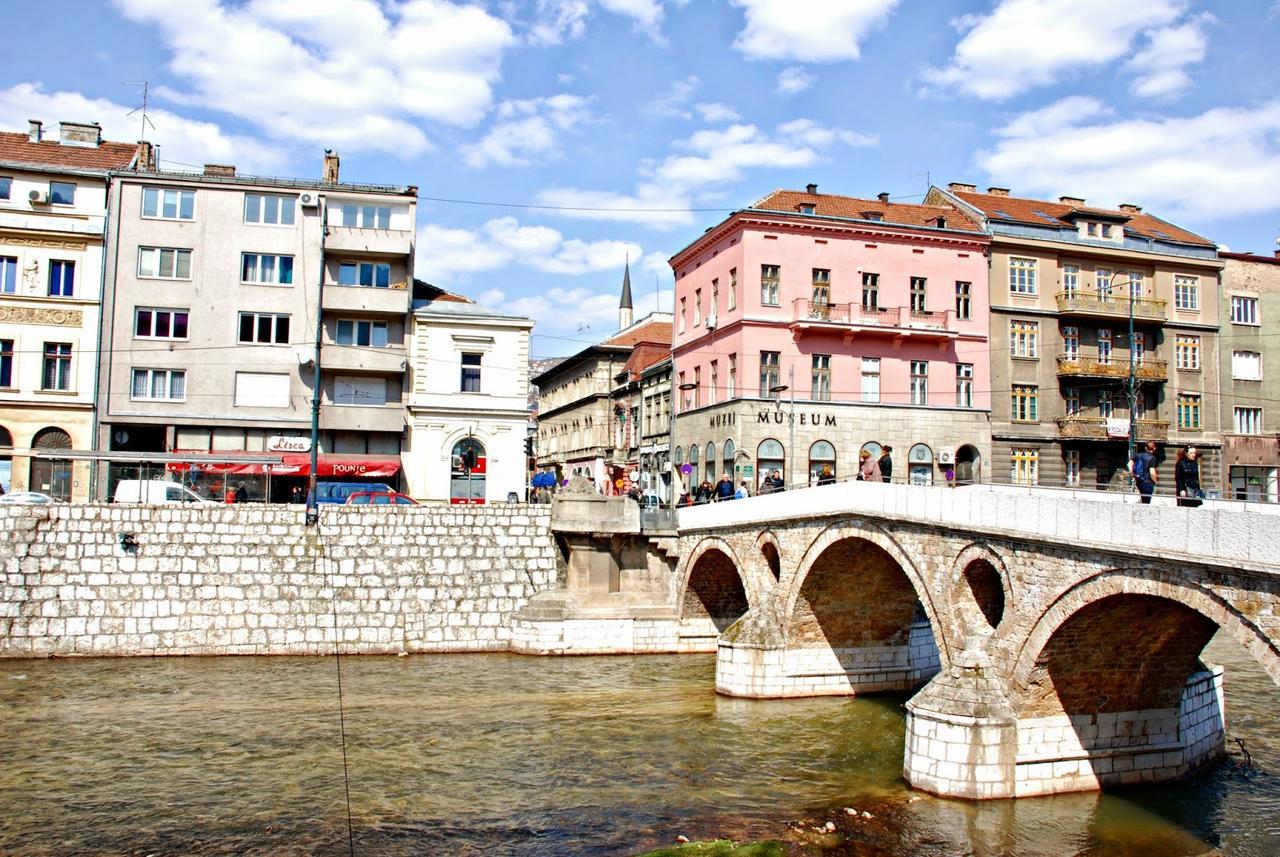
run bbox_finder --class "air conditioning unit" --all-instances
[28,189,48,204]
[938,449,955,465]
[299,192,319,208]
[704,315,717,329]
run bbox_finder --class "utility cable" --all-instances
[314,528,357,857]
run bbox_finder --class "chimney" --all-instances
[877,192,890,203]
[203,164,236,177]
[134,140,157,172]
[987,187,1010,196]
[805,183,818,195]
[58,121,102,147]
[1119,203,1143,214]
[28,120,43,143]
[322,149,340,184]
[947,182,977,194]
[1059,195,1085,206]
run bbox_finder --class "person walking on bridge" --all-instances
[1175,445,1203,508]
[1130,440,1159,504]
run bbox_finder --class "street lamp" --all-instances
[670,380,697,511]
[1112,275,1139,470]
[770,365,795,489]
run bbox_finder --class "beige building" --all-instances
[927,184,1224,490]
[0,120,140,499]
[96,153,416,501]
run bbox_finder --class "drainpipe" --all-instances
[307,198,327,525]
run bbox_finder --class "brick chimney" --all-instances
[134,140,157,172]
[1119,203,1143,214]
[323,149,340,184]
[987,187,1010,196]
[1059,195,1085,206]
[805,183,818,195]
[59,121,102,147]
[948,182,977,194]
[203,164,236,177]
[877,192,890,203]
[28,119,42,143]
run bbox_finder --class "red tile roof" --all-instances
[952,190,1214,248]
[0,131,138,172]
[620,341,671,379]
[604,319,672,348]
[751,189,985,233]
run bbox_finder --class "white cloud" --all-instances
[775,67,815,95]
[1126,13,1214,98]
[509,286,621,335]
[978,97,1280,222]
[646,76,700,118]
[111,0,517,155]
[921,0,1192,100]
[0,82,287,174]
[598,0,666,40]
[416,216,643,281]
[464,94,591,168]
[526,0,668,44]
[694,103,741,123]
[730,0,900,62]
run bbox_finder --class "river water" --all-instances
[1,633,1277,856]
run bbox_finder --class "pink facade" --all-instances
[670,198,992,415]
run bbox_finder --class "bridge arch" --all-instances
[752,529,784,585]
[676,537,751,633]
[948,543,1013,639]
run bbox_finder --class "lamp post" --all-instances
[1114,275,1139,469]
[770,365,795,489]
[670,380,697,511]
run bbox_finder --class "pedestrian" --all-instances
[715,472,735,501]
[817,464,836,485]
[768,469,785,493]
[1129,440,1159,504]
[859,450,882,483]
[234,483,248,503]
[1174,445,1204,508]
[735,480,750,500]
[290,485,303,504]
[879,446,894,483]
[945,466,955,487]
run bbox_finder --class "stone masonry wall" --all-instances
[0,504,557,658]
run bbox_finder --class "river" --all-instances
[0,633,1277,856]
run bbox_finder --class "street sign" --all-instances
[740,465,754,476]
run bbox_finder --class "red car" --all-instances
[344,491,419,506]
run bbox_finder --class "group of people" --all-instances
[1129,441,1204,507]
[678,472,754,505]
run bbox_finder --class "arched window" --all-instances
[688,442,699,476]
[809,440,837,484]
[0,426,12,448]
[705,441,716,482]
[860,441,882,460]
[30,427,72,500]
[757,438,785,491]
[722,439,735,482]
[908,443,934,486]
[0,425,12,495]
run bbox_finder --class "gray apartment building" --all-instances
[96,152,416,501]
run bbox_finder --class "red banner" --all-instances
[167,452,401,478]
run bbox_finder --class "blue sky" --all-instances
[3,0,1279,357]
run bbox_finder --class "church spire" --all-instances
[619,256,634,330]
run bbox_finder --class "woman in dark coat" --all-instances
[1174,445,1203,508]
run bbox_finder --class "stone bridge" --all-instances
[529,482,1280,800]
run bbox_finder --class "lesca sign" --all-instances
[266,435,311,453]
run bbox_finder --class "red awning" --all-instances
[166,451,401,478]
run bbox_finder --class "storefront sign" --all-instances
[266,435,311,453]
[1105,418,1129,438]
[709,413,735,428]
[757,410,838,427]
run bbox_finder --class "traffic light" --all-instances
[524,435,535,457]
[461,449,477,471]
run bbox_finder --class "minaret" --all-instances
[618,257,634,330]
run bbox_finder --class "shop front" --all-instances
[162,451,402,503]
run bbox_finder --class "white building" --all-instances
[403,286,533,504]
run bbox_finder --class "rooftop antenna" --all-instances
[124,81,156,141]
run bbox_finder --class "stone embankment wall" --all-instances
[0,504,558,658]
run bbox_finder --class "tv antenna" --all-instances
[124,81,156,141]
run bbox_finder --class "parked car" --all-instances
[345,491,418,506]
[113,479,215,504]
[0,491,55,505]
[316,481,394,504]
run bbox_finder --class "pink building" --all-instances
[669,186,993,490]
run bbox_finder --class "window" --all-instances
[1065,450,1081,486]
[1175,335,1201,371]
[1233,350,1262,380]
[705,442,716,482]
[137,247,192,280]
[693,366,702,408]
[1064,388,1080,415]
[1099,391,1114,418]
[728,268,737,310]
[812,269,830,310]
[142,187,195,220]
[334,375,387,406]
[910,276,927,314]
[0,255,15,294]
[679,297,687,333]
[1132,331,1146,364]
[861,272,879,309]
[1231,295,1260,325]
[728,353,736,398]
[761,264,780,306]
[135,308,189,340]
[0,339,12,387]
[910,360,928,405]
[1174,275,1199,310]
[1011,448,1039,485]
[235,372,291,408]
[1011,385,1039,422]
[49,181,76,205]
[461,353,482,392]
[131,368,185,401]
[1094,328,1111,365]
[693,288,702,326]
[336,319,388,348]
[1177,393,1202,430]
[709,360,719,405]
[759,351,780,397]
[1062,325,1079,360]
[244,193,296,226]
[811,354,831,401]
[41,342,72,390]
[241,253,294,285]
[1128,272,1144,299]
[1095,268,1112,300]
[337,261,391,288]
[0,176,10,200]
[48,260,74,297]
[1087,222,1098,237]
[711,279,720,319]
[1235,407,1263,435]
[955,281,971,319]
[1009,257,1037,295]
[1009,320,1039,358]
[861,357,880,403]
[799,203,816,215]
[238,312,290,344]
[1062,265,1079,297]
[340,203,391,229]
[956,363,973,408]
[1101,223,1113,238]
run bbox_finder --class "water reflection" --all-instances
[0,634,1275,855]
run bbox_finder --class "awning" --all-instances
[167,451,401,478]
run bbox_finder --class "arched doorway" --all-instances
[450,436,486,504]
[955,444,981,484]
[808,440,836,484]
[30,427,72,500]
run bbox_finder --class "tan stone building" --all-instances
[927,184,1224,490]
[0,120,141,499]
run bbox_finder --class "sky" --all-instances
[3,0,1279,358]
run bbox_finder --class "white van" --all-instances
[113,480,214,505]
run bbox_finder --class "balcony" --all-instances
[322,282,410,315]
[321,343,407,374]
[1055,291,1166,322]
[1056,355,1168,382]
[790,300,957,341]
[326,225,413,257]
[1056,416,1170,442]
[321,403,405,434]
